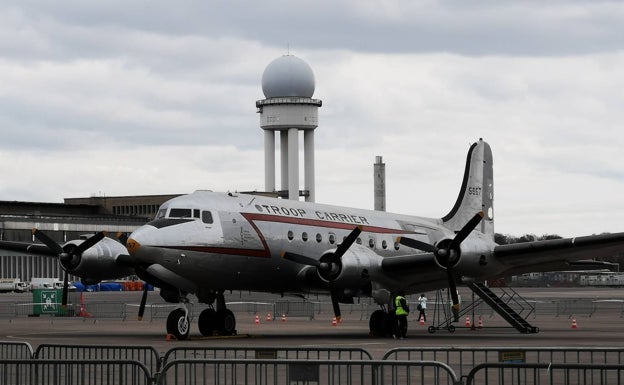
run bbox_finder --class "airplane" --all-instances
[2,138,624,340]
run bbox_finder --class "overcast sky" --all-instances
[1,1,623,237]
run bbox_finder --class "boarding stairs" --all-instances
[467,282,539,333]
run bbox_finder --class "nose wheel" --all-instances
[166,307,190,340]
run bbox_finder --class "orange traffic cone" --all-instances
[465,316,471,327]
[255,315,260,325]
[281,313,286,323]
[77,293,93,318]
[419,315,425,325]
[332,316,337,326]
[166,333,176,341]
[571,318,578,329]
[478,316,483,329]
[266,313,272,322]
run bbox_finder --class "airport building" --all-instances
[0,195,180,282]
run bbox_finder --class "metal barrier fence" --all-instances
[34,343,162,374]
[0,341,33,359]
[156,359,460,385]
[1,298,624,320]
[383,347,624,379]
[0,359,152,385]
[465,362,624,385]
[161,346,373,364]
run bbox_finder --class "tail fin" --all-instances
[442,139,494,240]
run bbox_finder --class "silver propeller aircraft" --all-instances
[2,139,624,340]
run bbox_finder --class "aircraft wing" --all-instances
[0,240,58,257]
[493,232,624,276]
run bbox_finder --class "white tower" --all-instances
[256,55,322,201]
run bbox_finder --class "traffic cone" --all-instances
[281,313,286,323]
[77,292,93,318]
[477,316,483,329]
[571,318,578,329]
[332,316,337,326]
[266,313,272,322]
[465,316,471,327]
[255,315,260,325]
[166,333,176,341]
[419,315,425,325]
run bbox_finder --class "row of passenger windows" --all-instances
[286,230,400,251]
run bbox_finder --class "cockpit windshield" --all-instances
[169,208,193,218]
[155,208,167,219]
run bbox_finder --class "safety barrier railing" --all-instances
[155,359,460,385]
[0,359,152,385]
[34,343,162,374]
[0,341,33,359]
[161,346,373,365]
[465,362,624,385]
[383,347,624,379]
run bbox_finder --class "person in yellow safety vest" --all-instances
[394,291,410,339]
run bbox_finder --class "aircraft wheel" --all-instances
[369,310,387,336]
[448,325,456,333]
[216,309,236,335]
[166,308,190,340]
[428,326,436,334]
[198,308,217,336]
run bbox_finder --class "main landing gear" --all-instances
[368,308,397,337]
[165,291,237,340]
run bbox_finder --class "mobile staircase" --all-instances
[467,282,539,333]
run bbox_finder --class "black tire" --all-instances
[166,308,190,340]
[216,309,236,335]
[198,308,217,336]
[428,326,436,334]
[448,325,456,333]
[369,310,387,336]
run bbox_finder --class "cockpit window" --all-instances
[202,211,213,224]
[169,208,192,218]
[155,209,167,219]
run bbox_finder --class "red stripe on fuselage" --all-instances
[160,211,416,258]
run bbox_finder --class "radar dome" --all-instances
[262,55,315,98]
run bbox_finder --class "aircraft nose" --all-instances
[127,238,141,254]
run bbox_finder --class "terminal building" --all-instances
[0,195,180,282]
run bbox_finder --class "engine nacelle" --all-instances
[318,246,380,289]
[62,237,134,281]
[450,238,497,278]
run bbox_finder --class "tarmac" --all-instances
[1,287,623,359]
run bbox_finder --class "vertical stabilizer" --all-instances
[442,139,494,239]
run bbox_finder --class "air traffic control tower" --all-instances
[256,55,322,202]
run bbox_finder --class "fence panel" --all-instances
[383,347,624,379]
[35,344,162,373]
[157,359,459,385]
[0,359,152,385]
[466,362,624,385]
[162,346,373,365]
[0,341,33,359]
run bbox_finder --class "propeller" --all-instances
[397,212,484,314]
[282,226,363,322]
[137,283,149,321]
[32,229,107,307]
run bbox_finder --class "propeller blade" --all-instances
[61,271,69,308]
[281,251,320,267]
[32,229,63,254]
[449,211,484,249]
[330,290,341,322]
[75,231,108,255]
[334,226,363,259]
[397,236,438,253]
[138,283,148,321]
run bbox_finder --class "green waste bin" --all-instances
[33,289,69,316]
